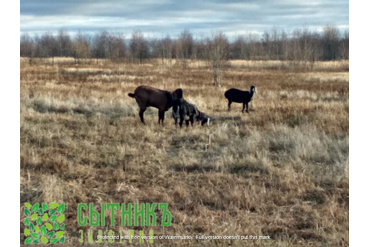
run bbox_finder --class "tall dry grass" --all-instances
[20,58,349,246]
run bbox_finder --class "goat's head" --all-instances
[199,112,211,127]
[172,88,183,100]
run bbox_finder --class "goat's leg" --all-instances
[173,108,178,128]
[246,103,249,113]
[185,120,190,128]
[228,100,232,111]
[158,111,165,125]
[139,108,146,124]
[179,116,184,129]
[174,118,178,129]
[242,103,245,113]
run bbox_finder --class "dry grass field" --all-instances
[20,58,349,246]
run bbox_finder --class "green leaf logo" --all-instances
[24,202,67,244]
[42,203,49,211]
[55,231,64,238]
[32,203,39,213]
[31,232,40,239]
[24,237,33,244]
[29,222,35,231]
[57,214,65,224]
[57,203,65,214]
[49,215,57,222]
[24,208,31,217]
[45,223,53,231]
[49,203,59,209]
[24,218,30,226]
[50,238,59,244]
[53,222,59,230]
[47,231,55,239]
[41,236,48,244]
[59,236,65,244]
[31,214,38,221]
[40,225,47,236]
[42,213,48,221]
[48,210,57,216]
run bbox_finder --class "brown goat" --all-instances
[128,85,178,125]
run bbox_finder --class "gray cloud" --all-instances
[20,0,349,38]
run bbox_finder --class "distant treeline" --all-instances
[20,25,348,63]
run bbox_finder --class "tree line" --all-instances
[20,25,349,63]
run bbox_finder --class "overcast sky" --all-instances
[20,0,349,38]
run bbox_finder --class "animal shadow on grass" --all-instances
[213,116,242,122]
[228,163,270,177]
[171,162,270,177]
[172,163,215,173]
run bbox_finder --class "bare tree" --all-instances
[261,31,271,60]
[73,31,91,60]
[162,35,174,63]
[129,30,148,64]
[206,32,229,87]
[322,25,340,61]
[290,27,319,69]
[177,30,193,67]
[57,29,73,57]
[152,35,173,65]
[280,30,289,61]
[245,33,261,60]
[20,33,36,65]
[108,33,126,62]
[36,32,56,57]
[339,29,349,60]
[92,30,110,61]
[90,31,127,62]
[20,33,34,57]
[230,35,247,60]
[194,36,207,60]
